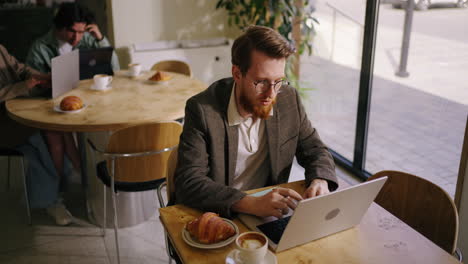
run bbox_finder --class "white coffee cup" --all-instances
[128,63,142,76]
[93,74,112,90]
[235,231,268,264]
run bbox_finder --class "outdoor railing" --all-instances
[326,2,364,65]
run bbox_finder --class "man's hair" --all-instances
[231,25,295,75]
[53,3,95,30]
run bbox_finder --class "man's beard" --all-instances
[239,93,276,120]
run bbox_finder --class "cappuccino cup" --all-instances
[128,63,142,76]
[235,231,268,264]
[93,74,112,90]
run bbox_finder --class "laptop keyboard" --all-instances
[256,216,292,244]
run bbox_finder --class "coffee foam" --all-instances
[238,233,266,250]
[241,239,264,249]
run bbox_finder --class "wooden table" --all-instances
[6,70,207,227]
[159,181,461,264]
[6,71,206,132]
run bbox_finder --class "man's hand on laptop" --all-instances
[232,188,302,218]
[303,179,330,199]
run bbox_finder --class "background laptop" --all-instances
[79,47,114,80]
[238,177,388,252]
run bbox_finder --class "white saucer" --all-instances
[53,104,87,114]
[90,84,112,91]
[125,72,141,77]
[145,79,169,85]
[225,249,277,264]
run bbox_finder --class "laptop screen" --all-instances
[79,47,114,80]
[257,216,291,244]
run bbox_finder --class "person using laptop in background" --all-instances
[26,2,120,73]
[174,26,338,219]
[20,3,119,226]
[0,43,50,147]
[0,44,50,103]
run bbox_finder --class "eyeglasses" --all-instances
[253,79,288,94]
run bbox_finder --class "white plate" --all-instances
[124,71,142,77]
[225,249,277,264]
[145,79,169,85]
[182,218,239,249]
[53,104,87,114]
[90,84,112,91]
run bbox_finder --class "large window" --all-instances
[301,1,366,163]
[367,2,468,196]
[302,0,467,197]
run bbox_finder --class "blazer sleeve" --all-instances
[174,97,246,218]
[293,88,338,191]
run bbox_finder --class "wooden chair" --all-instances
[88,121,182,264]
[368,170,462,260]
[157,147,178,208]
[151,60,192,77]
[157,147,179,264]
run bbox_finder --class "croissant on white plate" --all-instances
[186,212,236,244]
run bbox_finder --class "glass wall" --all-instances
[367,2,468,196]
[301,1,366,162]
[301,0,466,197]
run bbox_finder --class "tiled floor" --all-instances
[0,185,169,264]
[0,165,355,264]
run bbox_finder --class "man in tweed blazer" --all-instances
[174,26,338,219]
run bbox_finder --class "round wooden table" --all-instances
[6,70,207,227]
[6,71,207,132]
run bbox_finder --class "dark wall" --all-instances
[0,1,109,64]
[0,7,54,62]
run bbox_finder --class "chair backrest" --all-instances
[165,147,178,202]
[106,121,182,183]
[368,170,458,254]
[151,60,192,77]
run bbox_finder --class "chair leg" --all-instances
[156,182,166,209]
[154,186,172,263]
[7,156,10,188]
[164,230,173,264]
[110,160,121,264]
[102,183,107,237]
[20,156,32,225]
[455,248,463,262]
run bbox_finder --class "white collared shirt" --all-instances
[227,83,272,190]
[58,40,73,55]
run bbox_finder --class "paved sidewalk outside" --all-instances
[298,2,468,197]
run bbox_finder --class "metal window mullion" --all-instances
[353,0,381,174]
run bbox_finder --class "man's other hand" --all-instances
[232,187,303,218]
[25,77,42,90]
[303,179,330,199]
[86,24,103,41]
[33,73,51,89]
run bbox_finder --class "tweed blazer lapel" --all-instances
[225,121,238,186]
[214,79,238,186]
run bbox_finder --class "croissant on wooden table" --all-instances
[60,96,83,111]
[149,71,171,81]
[186,212,236,244]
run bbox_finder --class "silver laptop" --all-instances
[238,177,388,252]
